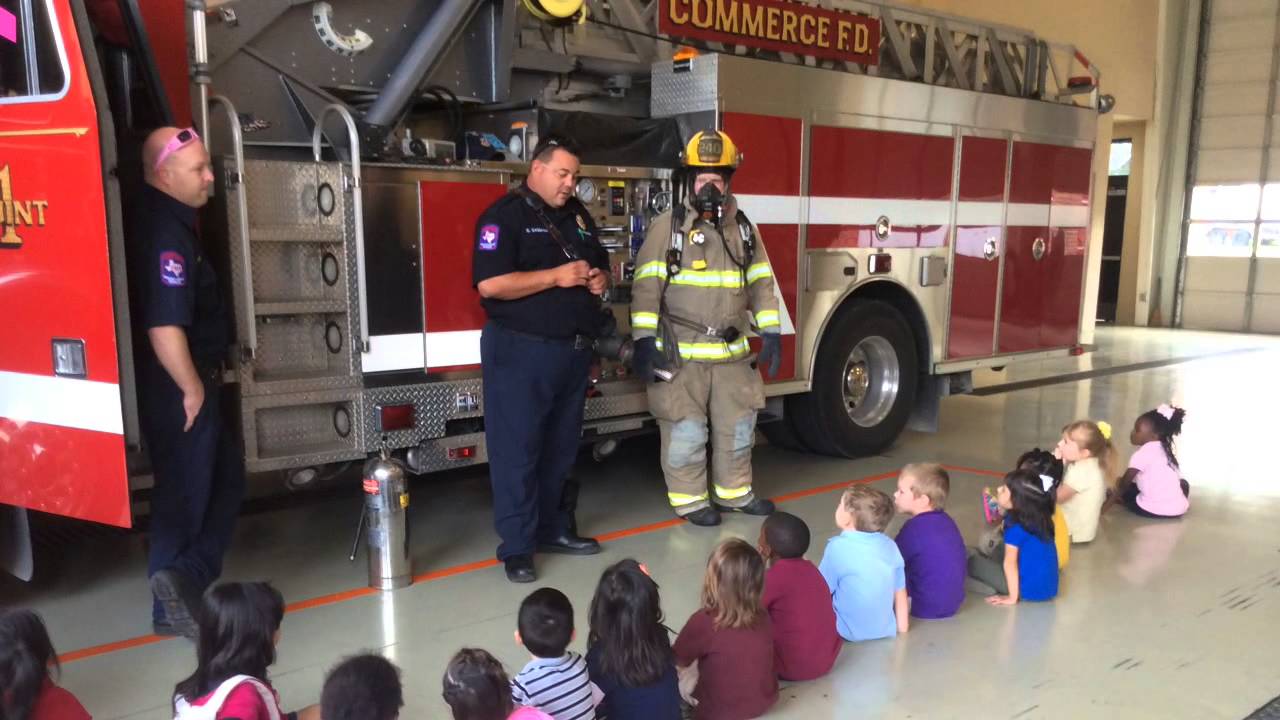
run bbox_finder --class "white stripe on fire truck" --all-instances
[361,331,484,373]
[0,371,123,435]
[735,194,1090,229]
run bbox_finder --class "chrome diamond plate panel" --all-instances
[651,55,720,118]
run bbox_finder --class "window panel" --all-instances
[1108,140,1132,177]
[1258,223,1280,258]
[1186,222,1255,257]
[1263,184,1280,220]
[1190,184,1261,221]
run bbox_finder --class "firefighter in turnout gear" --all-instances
[630,130,782,526]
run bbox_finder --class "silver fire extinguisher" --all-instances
[353,448,411,590]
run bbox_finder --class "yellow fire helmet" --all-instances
[520,0,587,24]
[682,130,742,171]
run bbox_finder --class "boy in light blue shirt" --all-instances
[819,485,909,641]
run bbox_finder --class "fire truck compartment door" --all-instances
[947,135,1008,359]
[998,141,1092,353]
[0,0,131,527]
[420,180,507,371]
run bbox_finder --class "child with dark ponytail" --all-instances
[1114,403,1189,519]
[0,608,90,720]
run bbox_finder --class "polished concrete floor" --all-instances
[5,327,1280,719]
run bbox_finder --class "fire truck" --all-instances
[0,0,1109,574]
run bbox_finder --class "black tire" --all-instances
[788,300,919,457]
[758,414,809,453]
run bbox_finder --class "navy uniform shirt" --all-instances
[472,185,610,339]
[127,184,229,373]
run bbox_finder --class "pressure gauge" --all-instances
[576,179,597,203]
[649,190,672,215]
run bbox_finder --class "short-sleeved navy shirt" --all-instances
[471,185,610,339]
[127,184,229,371]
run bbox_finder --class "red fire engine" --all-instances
[0,0,1109,574]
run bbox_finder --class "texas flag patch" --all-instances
[159,251,187,287]
[478,224,499,251]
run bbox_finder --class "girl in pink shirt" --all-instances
[1115,404,1189,518]
[172,582,319,720]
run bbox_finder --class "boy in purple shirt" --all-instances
[892,463,966,619]
[758,512,841,681]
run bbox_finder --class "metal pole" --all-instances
[190,1,210,140]
[363,0,481,130]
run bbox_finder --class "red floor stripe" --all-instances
[59,464,996,663]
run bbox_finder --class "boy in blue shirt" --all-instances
[819,485,909,641]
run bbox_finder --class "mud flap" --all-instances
[907,372,973,433]
[0,504,33,581]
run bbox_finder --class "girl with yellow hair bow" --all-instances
[1053,420,1116,544]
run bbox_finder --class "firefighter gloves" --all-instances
[757,333,782,379]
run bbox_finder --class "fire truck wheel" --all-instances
[758,414,809,453]
[790,300,918,457]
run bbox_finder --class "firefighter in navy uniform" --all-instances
[472,135,608,583]
[128,127,245,637]
[630,130,782,526]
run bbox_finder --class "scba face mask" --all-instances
[693,181,726,226]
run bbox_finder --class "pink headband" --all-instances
[1156,403,1175,420]
[153,127,201,170]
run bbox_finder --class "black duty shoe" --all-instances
[537,533,601,556]
[716,497,776,516]
[149,569,200,640]
[683,506,722,527]
[504,554,536,583]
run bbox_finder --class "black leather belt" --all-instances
[498,324,592,350]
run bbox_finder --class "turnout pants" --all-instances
[141,368,246,622]
[481,322,591,560]
[647,359,765,516]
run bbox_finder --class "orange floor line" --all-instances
[59,464,996,664]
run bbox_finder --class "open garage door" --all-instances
[1179,0,1280,332]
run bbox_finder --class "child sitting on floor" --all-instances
[320,653,403,720]
[443,649,551,720]
[892,464,967,620]
[673,538,777,720]
[819,485,909,641]
[0,608,91,720]
[511,588,600,720]
[758,511,840,680]
[586,559,681,720]
[1054,420,1115,542]
[172,582,320,720]
[1016,449,1071,569]
[1113,403,1190,518]
[968,469,1059,604]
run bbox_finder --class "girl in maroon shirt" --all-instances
[673,539,777,720]
[0,608,91,720]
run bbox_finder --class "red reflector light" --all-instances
[378,404,415,432]
[1070,345,1085,356]
[448,445,477,460]
[869,253,892,274]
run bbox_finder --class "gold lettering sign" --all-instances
[660,0,880,65]
[0,165,49,248]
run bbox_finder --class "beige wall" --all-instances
[1114,121,1148,325]
[901,0,1159,121]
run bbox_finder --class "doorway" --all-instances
[1097,139,1132,323]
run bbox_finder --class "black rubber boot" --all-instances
[717,497,776,516]
[683,506,722,527]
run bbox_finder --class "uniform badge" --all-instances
[478,224,499,251]
[159,251,186,287]
[689,229,706,246]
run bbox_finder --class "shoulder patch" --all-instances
[478,224,500,251]
[159,251,187,287]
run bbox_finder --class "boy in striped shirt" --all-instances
[512,588,600,720]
